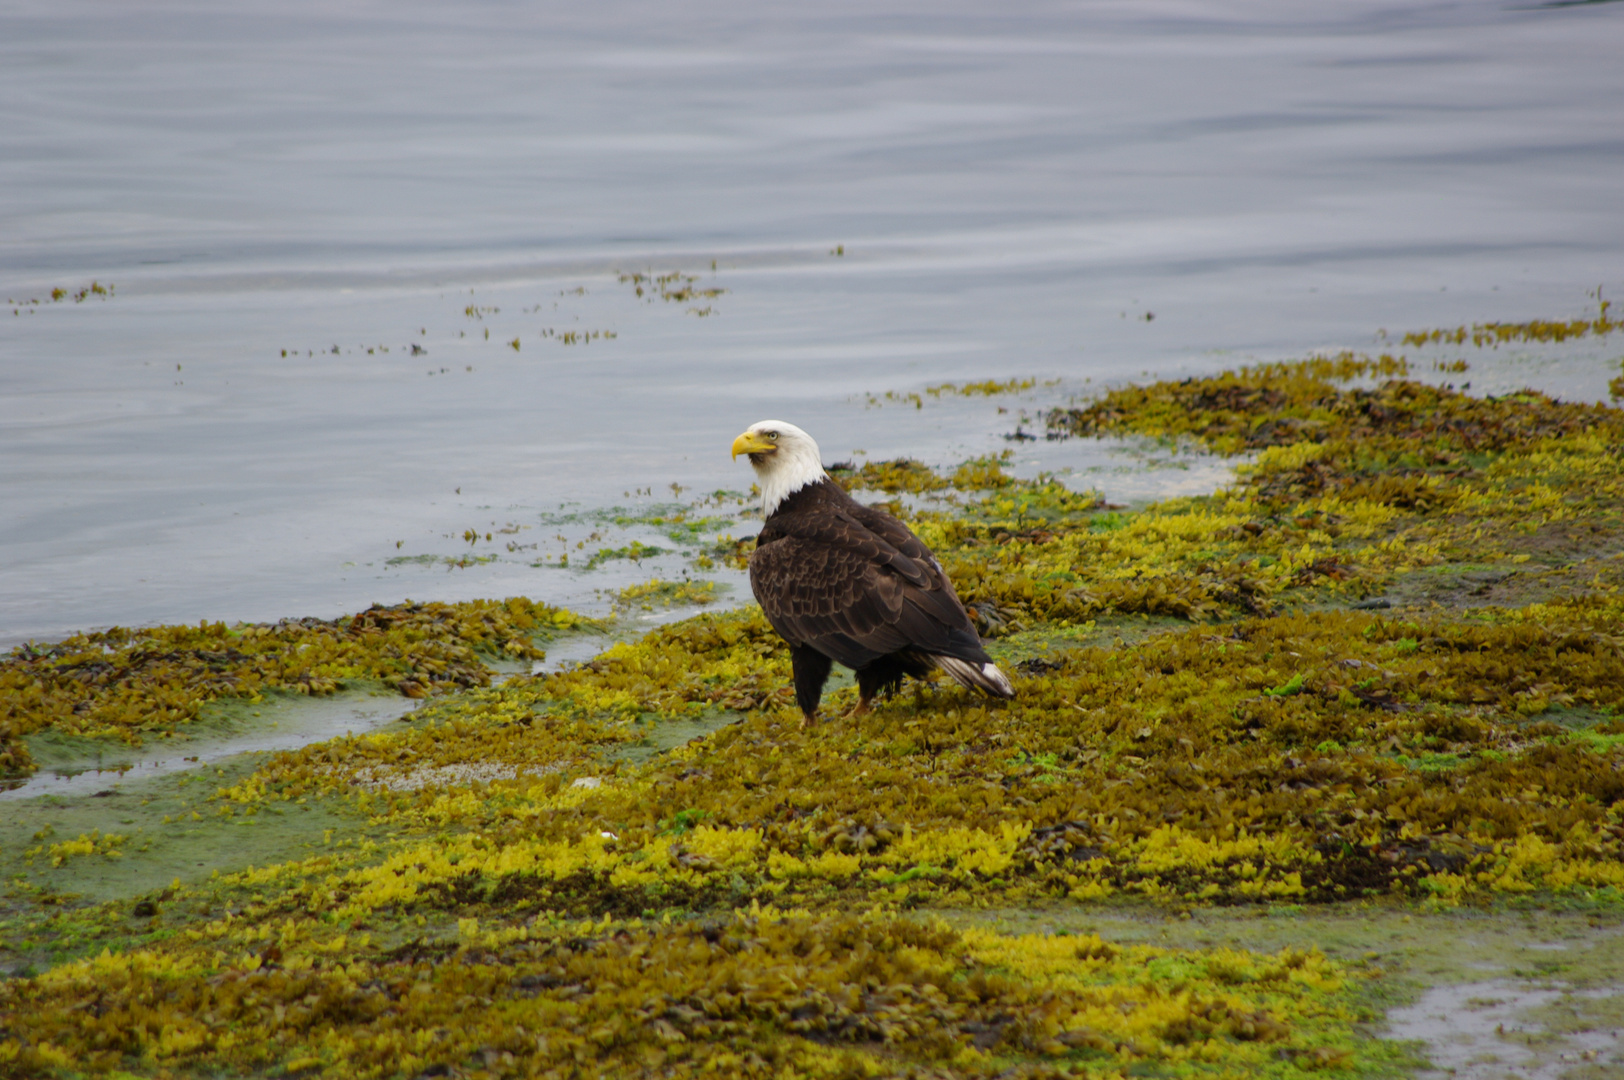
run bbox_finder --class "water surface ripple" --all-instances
[2,0,1621,646]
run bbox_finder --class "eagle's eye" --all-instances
[767,432,778,440]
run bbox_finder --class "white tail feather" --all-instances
[933,655,1015,699]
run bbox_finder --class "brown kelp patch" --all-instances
[617,269,726,307]
[6,281,115,313]
[1043,353,1615,456]
[1398,299,1621,348]
[827,456,955,496]
[214,610,788,810]
[0,906,1375,1080]
[862,377,1050,411]
[992,355,1624,623]
[202,596,1624,918]
[0,599,585,783]
[613,577,722,612]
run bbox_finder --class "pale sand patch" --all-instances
[344,760,572,792]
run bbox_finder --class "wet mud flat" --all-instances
[3,328,1624,1078]
[964,905,1624,1080]
[3,687,423,802]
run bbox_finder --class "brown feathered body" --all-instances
[749,475,1013,721]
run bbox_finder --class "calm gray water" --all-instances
[3,0,1622,647]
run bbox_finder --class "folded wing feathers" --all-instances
[932,654,1016,699]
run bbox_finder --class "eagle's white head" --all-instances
[731,419,827,516]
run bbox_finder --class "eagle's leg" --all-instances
[854,659,904,718]
[790,645,833,726]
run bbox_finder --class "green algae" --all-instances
[608,710,746,770]
[0,756,377,955]
[510,498,745,574]
[579,540,667,570]
[386,552,504,570]
[18,680,406,781]
[4,330,1624,1078]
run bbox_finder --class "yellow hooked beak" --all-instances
[731,430,776,460]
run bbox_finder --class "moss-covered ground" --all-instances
[3,321,1624,1078]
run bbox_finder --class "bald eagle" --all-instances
[732,420,1014,724]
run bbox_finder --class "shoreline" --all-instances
[4,338,1624,1077]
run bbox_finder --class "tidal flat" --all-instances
[3,320,1624,1078]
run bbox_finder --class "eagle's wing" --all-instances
[845,502,964,595]
[749,508,973,670]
